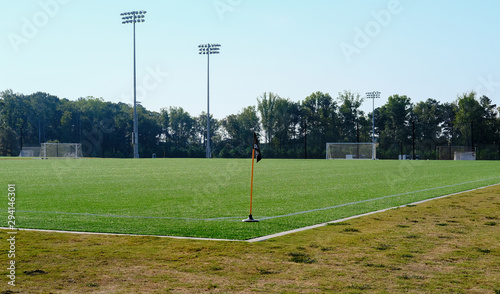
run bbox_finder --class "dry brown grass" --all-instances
[1,185,499,293]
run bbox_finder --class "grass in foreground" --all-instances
[0,158,499,239]
[1,185,499,293]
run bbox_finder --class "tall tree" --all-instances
[301,91,337,158]
[412,99,441,141]
[195,112,219,151]
[454,92,482,148]
[411,98,445,159]
[57,98,80,144]
[168,106,195,149]
[0,90,31,152]
[257,92,278,144]
[30,92,61,144]
[220,106,260,158]
[377,94,412,158]
[478,95,498,145]
[440,102,458,145]
[0,125,17,156]
[337,90,364,142]
[158,108,170,145]
[272,98,301,155]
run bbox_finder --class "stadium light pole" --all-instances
[121,10,146,158]
[366,91,381,160]
[199,43,220,158]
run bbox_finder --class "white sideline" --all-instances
[1,183,498,242]
[257,177,500,221]
[0,228,239,242]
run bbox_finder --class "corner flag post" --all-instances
[249,148,255,215]
[243,132,261,222]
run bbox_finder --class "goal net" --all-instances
[40,143,83,159]
[454,151,476,160]
[436,146,475,160]
[19,147,42,157]
[326,143,376,159]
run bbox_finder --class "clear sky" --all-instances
[1,0,499,118]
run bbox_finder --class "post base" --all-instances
[242,214,259,222]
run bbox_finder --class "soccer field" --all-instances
[1,158,499,240]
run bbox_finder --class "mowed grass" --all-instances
[1,185,499,293]
[0,158,499,240]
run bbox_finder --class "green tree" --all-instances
[0,124,17,156]
[440,102,458,145]
[478,95,498,145]
[411,98,444,158]
[377,94,412,158]
[220,106,260,158]
[0,90,31,152]
[57,98,80,144]
[413,99,441,141]
[271,98,301,156]
[195,112,219,157]
[75,96,115,157]
[137,106,163,158]
[110,102,134,158]
[30,92,61,144]
[158,107,170,148]
[337,90,364,142]
[257,92,278,144]
[301,91,337,158]
[454,92,482,148]
[168,106,195,149]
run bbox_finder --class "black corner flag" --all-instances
[253,132,262,162]
[243,132,262,222]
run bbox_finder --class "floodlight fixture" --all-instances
[198,43,221,158]
[366,91,381,160]
[121,10,147,158]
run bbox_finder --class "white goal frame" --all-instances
[19,147,41,157]
[40,143,82,159]
[436,146,475,160]
[326,142,376,160]
[454,151,476,161]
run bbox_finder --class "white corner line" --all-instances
[245,183,500,242]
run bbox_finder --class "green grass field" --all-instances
[1,158,499,240]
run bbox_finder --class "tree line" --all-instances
[0,89,499,159]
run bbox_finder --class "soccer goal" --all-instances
[454,151,476,160]
[40,143,83,159]
[19,147,42,157]
[326,143,376,160]
[436,146,475,160]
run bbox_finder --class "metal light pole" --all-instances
[121,10,146,158]
[198,43,220,158]
[366,91,381,160]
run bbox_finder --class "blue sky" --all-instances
[1,0,499,118]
